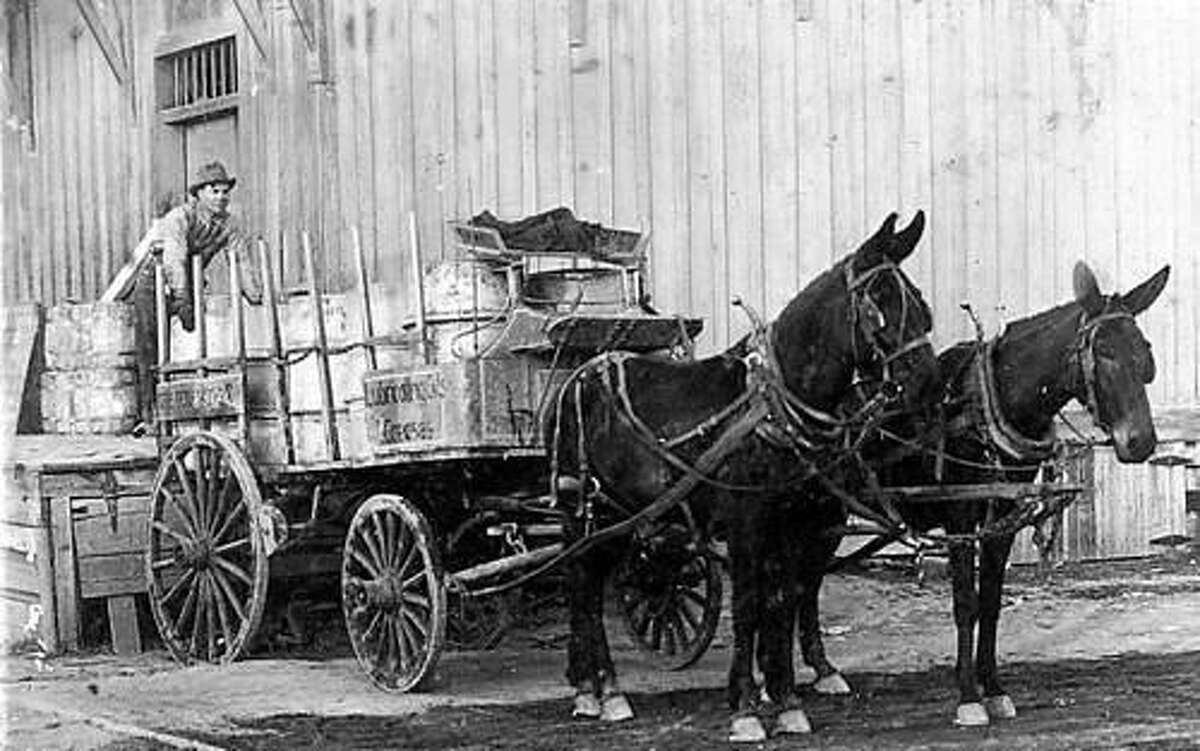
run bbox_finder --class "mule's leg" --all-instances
[757,520,811,736]
[725,512,769,743]
[976,532,1018,720]
[565,551,604,719]
[947,538,988,726]
[796,533,850,695]
[592,544,633,722]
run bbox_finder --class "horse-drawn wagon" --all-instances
[142,211,720,691]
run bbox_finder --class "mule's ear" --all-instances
[1073,261,1104,317]
[888,209,926,263]
[871,212,899,243]
[1120,265,1170,316]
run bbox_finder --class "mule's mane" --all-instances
[997,300,1081,347]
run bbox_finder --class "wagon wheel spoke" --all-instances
[209,564,247,625]
[213,536,251,555]
[157,483,199,540]
[169,458,204,537]
[384,511,400,569]
[211,500,247,546]
[348,543,383,580]
[203,573,219,661]
[357,519,387,574]
[211,553,254,588]
[208,463,236,538]
[150,519,192,548]
[195,445,210,534]
[208,572,236,655]
[159,567,196,606]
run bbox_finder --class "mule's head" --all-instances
[1071,262,1169,463]
[841,211,940,414]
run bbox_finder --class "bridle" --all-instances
[744,257,934,455]
[845,259,934,390]
[1067,307,1140,433]
[965,305,1139,464]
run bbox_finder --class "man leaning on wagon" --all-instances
[119,161,264,428]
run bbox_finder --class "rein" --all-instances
[853,307,1137,548]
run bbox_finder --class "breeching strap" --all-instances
[469,396,772,598]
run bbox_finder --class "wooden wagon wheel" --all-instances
[341,494,446,692]
[145,431,270,665]
[616,523,724,671]
[444,511,517,652]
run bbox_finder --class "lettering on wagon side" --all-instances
[156,375,245,421]
[364,370,447,448]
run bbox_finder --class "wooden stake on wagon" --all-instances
[351,226,378,371]
[192,254,209,431]
[152,242,169,445]
[409,212,430,365]
[258,238,295,465]
[229,247,248,445]
[302,231,340,461]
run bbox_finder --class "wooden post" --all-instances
[50,496,78,652]
[192,254,207,360]
[192,254,209,432]
[409,213,429,365]
[302,231,340,461]
[229,249,248,446]
[258,239,295,464]
[33,473,59,654]
[351,226,378,371]
[152,243,169,368]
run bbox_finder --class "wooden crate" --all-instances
[43,462,156,655]
[4,436,157,654]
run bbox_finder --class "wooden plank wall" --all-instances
[1,0,152,309]
[2,0,1197,562]
[4,0,1197,409]
[311,0,1197,409]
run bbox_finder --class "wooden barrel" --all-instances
[41,302,139,435]
[40,368,138,434]
[44,301,136,369]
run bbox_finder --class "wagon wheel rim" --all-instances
[617,538,724,671]
[342,494,446,692]
[145,432,268,665]
[444,512,516,652]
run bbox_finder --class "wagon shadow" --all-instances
[191,650,1200,750]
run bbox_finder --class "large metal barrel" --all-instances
[41,302,139,434]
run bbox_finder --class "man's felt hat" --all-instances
[189,161,237,194]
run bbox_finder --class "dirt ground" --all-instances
[5,555,1200,750]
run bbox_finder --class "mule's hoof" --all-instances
[729,714,768,743]
[601,693,634,722]
[954,702,990,727]
[774,708,813,735]
[813,672,852,695]
[983,694,1017,720]
[572,692,602,719]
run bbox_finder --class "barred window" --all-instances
[156,36,237,115]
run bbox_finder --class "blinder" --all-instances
[1071,308,1141,431]
[844,260,933,394]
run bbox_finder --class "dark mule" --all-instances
[546,212,940,741]
[794,260,1171,725]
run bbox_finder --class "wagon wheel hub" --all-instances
[351,571,406,611]
[179,536,214,568]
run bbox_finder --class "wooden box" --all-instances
[4,436,157,655]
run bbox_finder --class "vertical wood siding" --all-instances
[2,1,1197,561]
